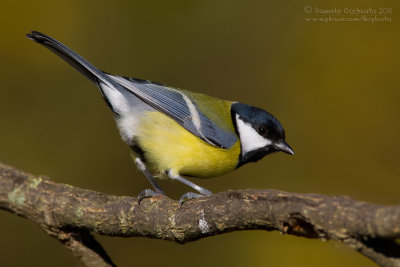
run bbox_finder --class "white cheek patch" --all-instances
[235,114,272,156]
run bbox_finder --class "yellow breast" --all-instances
[136,111,240,178]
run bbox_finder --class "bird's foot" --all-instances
[179,190,212,207]
[137,189,165,204]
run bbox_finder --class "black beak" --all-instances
[274,141,295,155]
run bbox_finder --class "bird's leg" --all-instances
[135,158,165,204]
[167,171,212,206]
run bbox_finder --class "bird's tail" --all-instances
[27,31,125,113]
[27,31,112,85]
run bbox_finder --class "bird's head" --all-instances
[231,102,294,166]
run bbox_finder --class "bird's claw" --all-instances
[179,191,212,207]
[137,189,165,204]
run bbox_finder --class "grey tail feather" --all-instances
[26,31,121,114]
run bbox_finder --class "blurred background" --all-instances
[0,0,399,266]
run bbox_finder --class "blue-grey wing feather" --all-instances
[108,75,237,149]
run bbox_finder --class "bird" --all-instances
[26,31,294,205]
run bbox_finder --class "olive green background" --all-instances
[1,0,399,266]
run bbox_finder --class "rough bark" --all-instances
[0,162,399,266]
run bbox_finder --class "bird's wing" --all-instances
[108,75,238,149]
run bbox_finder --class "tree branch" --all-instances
[0,162,399,267]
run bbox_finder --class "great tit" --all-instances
[27,31,294,205]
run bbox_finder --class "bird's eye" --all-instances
[257,126,268,136]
